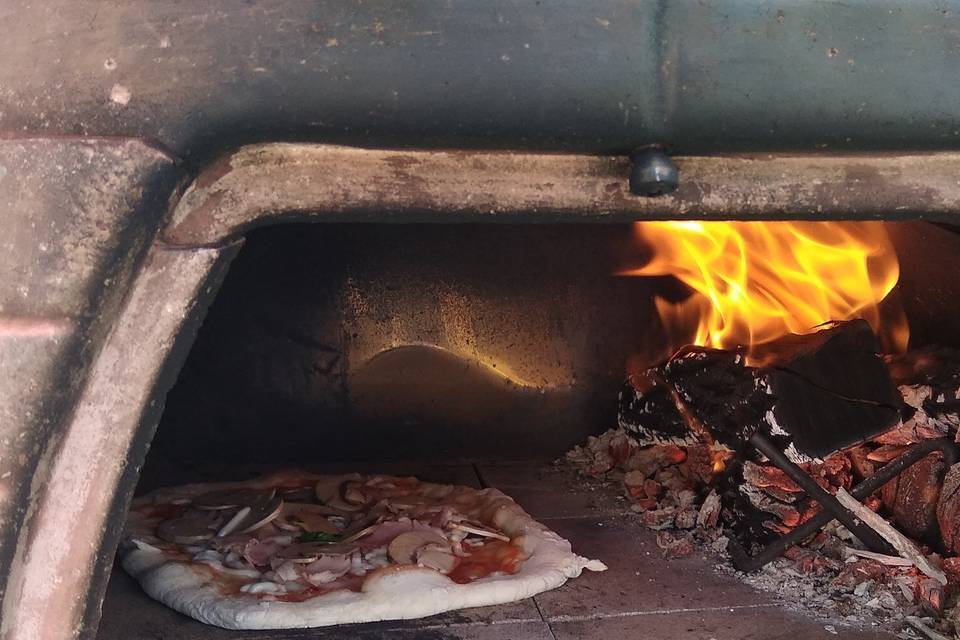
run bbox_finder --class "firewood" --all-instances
[835,487,947,585]
[904,617,951,640]
[620,320,902,463]
[879,452,947,542]
[936,463,960,555]
[841,546,914,567]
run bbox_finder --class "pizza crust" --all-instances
[120,474,605,629]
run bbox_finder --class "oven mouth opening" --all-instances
[12,143,960,640]
[101,217,960,639]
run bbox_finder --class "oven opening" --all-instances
[95,219,960,639]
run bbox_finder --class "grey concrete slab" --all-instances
[533,516,772,620]
[476,461,628,519]
[548,608,896,640]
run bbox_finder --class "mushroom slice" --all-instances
[193,488,274,511]
[449,522,510,542]
[416,544,459,574]
[341,524,378,544]
[387,530,448,565]
[237,496,284,534]
[157,509,222,544]
[314,474,362,504]
[342,481,367,506]
[282,503,338,534]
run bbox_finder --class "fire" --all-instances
[622,221,908,355]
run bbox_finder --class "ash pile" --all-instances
[566,320,960,638]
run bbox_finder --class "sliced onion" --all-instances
[449,522,510,542]
[217,507,251,537]
[237,497,284,534]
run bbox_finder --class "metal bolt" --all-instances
[629,149,679,197]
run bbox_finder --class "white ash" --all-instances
[563,429,960,639]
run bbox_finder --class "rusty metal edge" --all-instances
[163,143,960,246]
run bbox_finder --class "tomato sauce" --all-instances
[447,540,523,584]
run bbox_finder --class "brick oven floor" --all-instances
[97,461,897,640]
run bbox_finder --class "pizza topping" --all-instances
[298,531,341,543]
[303,554,352,585]
[135,502,188,521]
[314,474,364,512]
[223,551,251,570]
[137,473,539,603]
[354,518,444,551]
[415,544,460,574]
[273,560,303,582]
[447,539,524,584]
[276,541,359,563]
[278,503,337,534]
[237,495,284,534]
[217,507,252,537]
[387,530,448,564]
[193,488,273,511]
[271,573,366,602]
[192,550,263,580]
[342,482,367,506]
[157,509,223,544]
[240,581,286,595]
[278,486,315,503]
[449,521,511,542]
[242,538,282,567]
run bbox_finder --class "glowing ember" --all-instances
[622,221,908,355]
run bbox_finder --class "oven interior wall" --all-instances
[138,221,960,492]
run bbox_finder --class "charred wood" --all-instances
[620,320,902,463]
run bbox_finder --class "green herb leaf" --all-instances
[298,531,341,543]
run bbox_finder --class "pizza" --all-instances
[119,470,606,629]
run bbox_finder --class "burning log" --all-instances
[620,320,905,550]
[880,452,948,542]
[620,319,902,463]
[936,463,960,555]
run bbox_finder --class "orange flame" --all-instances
[622,221,908,356]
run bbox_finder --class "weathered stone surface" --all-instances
[0,138,182,317]
[1,243,240,640]
[166,143,960,246]
[0,325,77,600]
[4,1,960,166]
[0,138,183,637]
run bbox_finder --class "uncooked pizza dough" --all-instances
[120,470,606,629]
